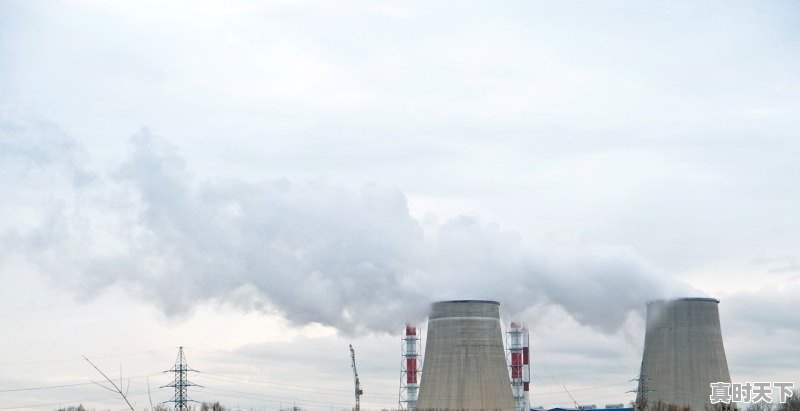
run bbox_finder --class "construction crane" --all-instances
[349,344,363,411]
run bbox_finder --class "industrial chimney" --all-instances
[507,322,531,411]
[636,297,732,411]
[400,324,421,411]
[417,300,516,411]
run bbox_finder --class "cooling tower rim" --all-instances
[646,297,719,305]
[432,299,500,305]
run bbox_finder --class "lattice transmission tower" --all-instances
[162,346,200,411]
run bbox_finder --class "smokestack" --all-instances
[522,327,530,411]
[636,297,732,411]
[508,322,531,411]
[401,324,421,411]
[417,300,516,411]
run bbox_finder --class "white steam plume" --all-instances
[0,116,694,334]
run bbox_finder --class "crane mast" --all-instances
[349,344,363,411]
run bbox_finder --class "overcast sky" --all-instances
[1,1,799,410]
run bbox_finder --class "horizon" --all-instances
[1,1,799,410]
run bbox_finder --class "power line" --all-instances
[193,373,398,400]
[198,372,354,394]
[531,380,636,396]
[0,347,177,367]
[0,371,164,393]
[0,388,161,410]
[162,346,200,411]
[197,371,398,398]
[0,382,96,393]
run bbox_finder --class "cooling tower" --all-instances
[417,300,516,411]
[636,297,732,411]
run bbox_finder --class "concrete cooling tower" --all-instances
[417,300,516,411]
[636,298,732,411]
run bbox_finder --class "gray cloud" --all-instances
[722,286,800,334]
[2,2,800,408]
[1,116,696,335]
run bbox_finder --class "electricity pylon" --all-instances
[162,346,200,411]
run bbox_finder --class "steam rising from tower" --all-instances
[417,300,516,411]
[636,298,732,411]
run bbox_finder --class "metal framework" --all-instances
[349,344,363,411]
[399,324,421,411]
[633,372,651,411]
[162,346,200,411]
[507,322,530,411]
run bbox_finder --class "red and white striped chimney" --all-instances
[522,326,530,411]
[508,322,528,411]
[401,324,420,411]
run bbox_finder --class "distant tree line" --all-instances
[631,390,800,411]
[747,392,800,411]
[55,402,307,411]
[200,402,227,411]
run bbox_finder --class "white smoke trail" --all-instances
[0,115,694,335]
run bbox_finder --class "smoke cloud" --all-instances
[1,116,694,334]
